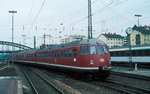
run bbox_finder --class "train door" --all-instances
[72,48,78,67]
[89,45,97,67]
[82,45,90,67]
[97,45,110,66]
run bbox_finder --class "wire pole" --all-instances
[88,0,93,39]
[34,36,36,49]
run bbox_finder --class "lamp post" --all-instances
[135,14,142,27]
[9,10,17,64]
[9,10,17,43]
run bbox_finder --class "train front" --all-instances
[79,39,111,79]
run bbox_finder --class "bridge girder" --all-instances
[0,41,33,50]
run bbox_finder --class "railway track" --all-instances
[111,71,150,81]
[106,80,150,94]
[20,66,64,94]
[92,80,150,94]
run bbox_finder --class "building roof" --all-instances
[101,33,124,39]
[132,25,150,34]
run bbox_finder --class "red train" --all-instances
[9,38,111,80]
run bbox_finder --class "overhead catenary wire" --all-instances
[26,0,35,25]
[28,0,47,33]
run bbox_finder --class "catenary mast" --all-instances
[88,0,93,39]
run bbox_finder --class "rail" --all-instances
[20,66,64,94]
[111,71,150,81]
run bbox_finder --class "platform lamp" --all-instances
[135,14,142,27]
[9,10,17,64]
[126,27,133,71]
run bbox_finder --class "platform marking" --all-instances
[0,65,8,71]
[17,80,23,94]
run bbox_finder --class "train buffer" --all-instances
[0,67,23,94]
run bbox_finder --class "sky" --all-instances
[0,0,150,48]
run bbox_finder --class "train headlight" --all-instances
[74,58,76,62]
[90,60,94,65]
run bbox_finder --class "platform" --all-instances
[112,66,150,77]
[0,66,23,94]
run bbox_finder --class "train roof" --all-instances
[15,38,106,54]
[109,44,150,51]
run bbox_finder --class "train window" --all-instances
[84,46,89,55]
[103,45,109,54]
[97,45,104,55]
[73,49,77,57]
[54,52,57,57]
[61,51,63,57]
[90,46,96,55]
[80,46,84,55]
[68,50,72,57]
[145,50,150,56]
[64,50,68,57]
[121,51,125,56]
[57,51,61,57]
[110,52,113,56]
[49,52,52,57]
[132,50,135,56]
[51,52,54,58]
[116,51,119,56]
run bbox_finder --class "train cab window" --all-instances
[103,45,109,54]
[97,45,104,55]
[68,50,72,57]
[73,49,77,57]
[84,46,89,55]
[90,46,96,55]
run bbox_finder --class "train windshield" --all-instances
[97,45,104,55]
[90,46,96,55]
[103,45,109,54]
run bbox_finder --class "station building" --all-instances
[130,25,150,45]
[97,33,124,48]
[61,35,87,44]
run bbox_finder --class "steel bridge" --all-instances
[0,41,33,53]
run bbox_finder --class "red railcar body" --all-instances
[10,39,111,79]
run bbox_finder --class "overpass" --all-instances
[0,41,33,53]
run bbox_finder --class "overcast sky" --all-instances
[0,0,150,47]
